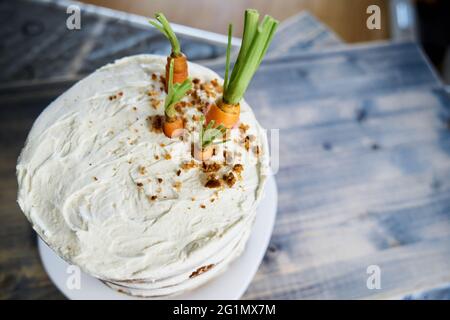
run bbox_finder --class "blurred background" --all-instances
[79,0,450,83]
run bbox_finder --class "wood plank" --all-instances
[238,42,450,299]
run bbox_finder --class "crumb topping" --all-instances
[107,75,260,206]
[173,181,182,192]
[147,115,163,133]
[222,172,237,187]
[181,161,197,171]
[205,175,222,188]
[201,162,222,173]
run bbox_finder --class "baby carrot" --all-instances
[193,116,227,161]
[149,13,188,91]
[162,60,192,138]
[205,10,278,128]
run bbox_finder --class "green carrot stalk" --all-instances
[223,24,233,92]
[149,13,181,56]
[199,116,227,149]
[223,10,278,105]
[149,13,189,90]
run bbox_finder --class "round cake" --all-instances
[16,55,269,297]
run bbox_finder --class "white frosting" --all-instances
[17,55,268,290]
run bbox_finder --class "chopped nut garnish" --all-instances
[164,153,172,160]
[138,166,146,175]
[200,204,206,209]
[201,83,216,98]
[173,181,182,191]
[205,175,222,188]
[232,164,244,174]
[147,115,163,133]
[223,172,237,187]
[176,169,181,176]
[239,123,249,134]
[148,195,157,201]
[151,73,157,81]
[160,143,166,147]
[181,161,197,170]
[154,155,160,160]
[201,162,222,173]
[210,79,223,93]
[244,135,251,151]
[174,101,189,113]
[150,99,161,109]
[132,107,137,111]
[136,182,143,187]
[253,145,260,156]
[190,89,199,101]
[157,178,163,183]
[93,176,98,181]
[190,264,214,278]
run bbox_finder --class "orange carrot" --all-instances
[163,117,184,138]
[205,100,240,129]
[162,60,192,138]
[165,53,188,91]
[193,145,214,161]
[149,13,188,92]
[205,11,278,128]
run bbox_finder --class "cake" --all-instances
[17,10,278,298]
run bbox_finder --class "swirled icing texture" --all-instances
[17,55,268,282]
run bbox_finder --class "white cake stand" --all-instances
[38,175,277,300]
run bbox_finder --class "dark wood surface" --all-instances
[239,42,450,298]
[2,0,450,300]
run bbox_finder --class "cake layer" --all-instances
[104,217,253,297]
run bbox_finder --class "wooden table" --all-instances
[241,42,450,299]
[1,0,450,300]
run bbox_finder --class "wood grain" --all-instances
[234,42,450,299]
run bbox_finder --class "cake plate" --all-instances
[38,175,278,300]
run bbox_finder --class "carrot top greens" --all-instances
[223,9,278,105]
[199,116,227,149]
[164,60,191,119]
[149,13,181,56]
